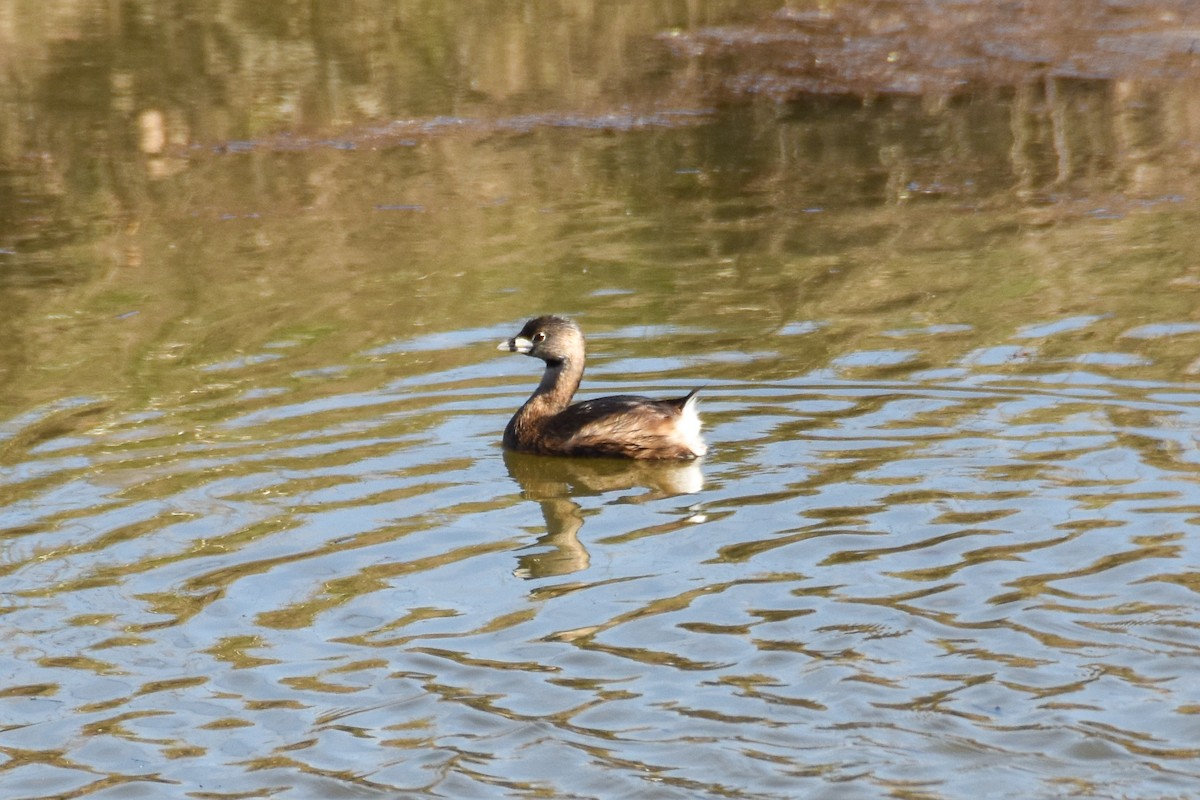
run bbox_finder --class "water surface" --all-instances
[4,2,1200,798]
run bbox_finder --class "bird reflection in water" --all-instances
[502,450,705,579]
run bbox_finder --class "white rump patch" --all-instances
[677,393,707,457]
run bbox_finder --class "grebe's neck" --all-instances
[504,356,584,451]
[530,357,583,413]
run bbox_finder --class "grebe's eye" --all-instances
[533,332,546,343]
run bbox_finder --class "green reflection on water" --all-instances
[2,4,1199,425]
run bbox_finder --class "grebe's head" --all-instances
[498,316,585,366]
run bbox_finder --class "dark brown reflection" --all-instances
[502,449,703,579]
[666,1,1200,98]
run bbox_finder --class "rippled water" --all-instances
[7,2,1200,798]
[6,312,1200,798]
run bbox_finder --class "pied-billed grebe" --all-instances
[497,316,707,460]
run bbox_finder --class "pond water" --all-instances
[4,2,1200,798]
